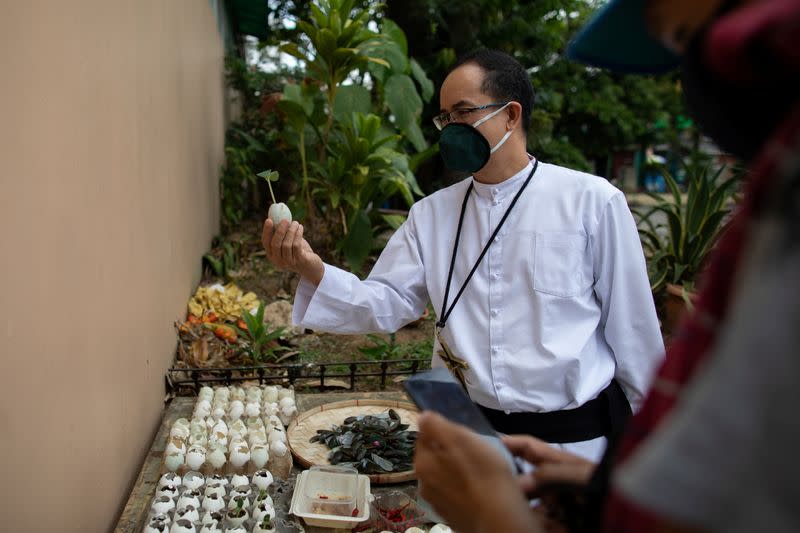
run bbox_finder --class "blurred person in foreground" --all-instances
[414,0,800,532]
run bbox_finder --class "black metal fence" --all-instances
[166,358,430,395]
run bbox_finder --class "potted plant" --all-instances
[636,157,742,332]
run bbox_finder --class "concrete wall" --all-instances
[0,1,226,529]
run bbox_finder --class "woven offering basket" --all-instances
[287,399,419,484]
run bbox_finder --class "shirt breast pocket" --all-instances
[533,232,589,298]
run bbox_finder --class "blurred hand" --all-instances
[261,218,324,285]
[502,435,596,497]
[414,412,542,533]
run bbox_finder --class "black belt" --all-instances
[476,379,632,443]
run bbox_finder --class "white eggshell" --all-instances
[245,402,260,418]
[177,489,201,510]
[159,472,182,487]
[230,473,249,488]
[269,440,287,457]
[253,502,276,522]
[278,397,295,409]
[170,424,190,440]
[277,387,294,401]
[229,445,250,467]
[202,493,225,514]
[253,469,274,490]
[227,494,251,510]
[212,420,228,436]
[183,470,205,491]
[268,430,286,445]
[151,495,176,514]
[211,407,226,421]
[204,482,225,499]
[167,437,187,456]
[228,400,244,420]
[169,518,196,533]
[262,387,279,404]
[251,445,269,469]
[175,505,200,523]
[268,203,292,225]
[430,525,453,533]
[165,452,184,472]
[404,529,426,533]
[208,448,226,469]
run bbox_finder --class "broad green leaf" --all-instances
[402,120,427,152]
[385,74,422,129]
[382,19,408,56]
[410,59,434,102]
[333,85,372,121]
[342,209,373,272]
[256,170,280,182]
[381,214,407,230]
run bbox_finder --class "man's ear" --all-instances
[506,101,523,131]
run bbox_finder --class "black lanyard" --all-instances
[437,160,539,329]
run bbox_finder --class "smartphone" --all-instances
[404,367,520,473]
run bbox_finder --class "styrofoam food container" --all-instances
[290,467,372,529]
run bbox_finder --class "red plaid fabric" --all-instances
[603,2,800,529]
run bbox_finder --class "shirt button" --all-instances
[491,347,499,354]
[492,272,501,279]
[494,236,500,243]
[491,309,499,317]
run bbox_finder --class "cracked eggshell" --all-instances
[151,495,176,515]
[245,402,261,418]
[227,400,244,420]
[201,493,225,514]
[169,518,196,533]
[177,489,201,510]
[230,473,249,488]
[159,472,182,487]
[175,505,200,523]
[229,444,250,467]
[165,452,184,472]
[262,386,279,404]
[183,470,205,491]
[207,447,226,469]
[253,469,273,490]
[204,482,226,499]
[277,387,294,401]
[268,430,286,445]
[250,445,269,469]
[269,440,287,457]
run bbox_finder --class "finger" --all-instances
[503,435,570,464]
[294,224,307,262]
[262,219,274,256]
[417,411,471,454]
[270,220,290,263]
[531,462,594,491]
[282,222,300,265]
[517,472,537,495]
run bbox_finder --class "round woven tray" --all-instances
[287,399,419,484]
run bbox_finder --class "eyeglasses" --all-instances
[432,102,510,131]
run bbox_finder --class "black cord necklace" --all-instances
[437,159,539,330]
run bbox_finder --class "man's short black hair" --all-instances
[450,49,534,132]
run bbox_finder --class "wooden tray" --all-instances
[287,399,419,484]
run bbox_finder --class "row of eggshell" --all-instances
[146,471,277,533]
[166,414,289,472]
[193,386,297,425]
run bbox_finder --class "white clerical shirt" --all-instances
[293,160,664,460]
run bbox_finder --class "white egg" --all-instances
[189,432,207,447]
[252,502,276,523]
[278,396,294,409]
[175,505,200,523]
[151,495,176,514]
[199,385,214,397]
[231,485,251,500]
[167,437,187,456]
[165,452,184,472]
[227,400,244,420]
[244,402,260,418]
[262,387,279,404]
[278,405,297,426]
[254,491,274,508]
[208,433,227,450]
[269,440,287,457]
[230,387,246,402]
[261,402,279,417]
[212,420,228,436]
[201,510,224,526]
[229,444,250,468]
[229,419,246,435]
[156,483,179,499]
[169,518,196,533]
[268,431,286,445]
[184,445,206,470]
[430,525,453,533]
[252,469,273,490]
[144,519,170,533]
[246,416,265,431]
[204,482,225,499]
[198,523,220,533]
[250,445,269,469]
[227,494,250,511]
[404,528,426,533]
[170,424,190,440]
[183,470,205,490]
[177,489,201,510]
[268,202,292,226]
[211,407,226,421]
[201,493,225,514]
[207,448,226,469]
[224,526,247,533]
[194,403,211,419]
[159,472,182,487]
[230,473,249,488]
[248,430,268,445]
[277,387,294,401]
[190,418,207,434]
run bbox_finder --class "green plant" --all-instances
[272,0,431,271]
[236,303,287,363]
[203,239,244,280]
[636,158,743,293]
[358,333,403,360]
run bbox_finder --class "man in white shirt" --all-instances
[262,49,663,461]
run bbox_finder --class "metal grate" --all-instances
[166,358,429,395]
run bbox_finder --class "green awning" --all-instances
[228,0,269,40]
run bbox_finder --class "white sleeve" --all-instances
[614,225,800,532]
[591,192,664,411]
[292,209,429,334]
